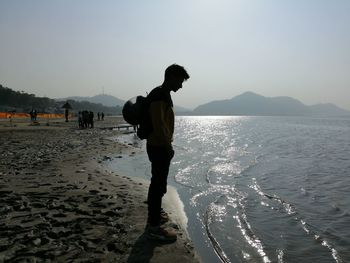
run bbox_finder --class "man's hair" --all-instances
[164,64,190,81]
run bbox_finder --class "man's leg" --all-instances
[146,146,171,226]
[146,145,177,241]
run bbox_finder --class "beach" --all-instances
[0,116,200,262]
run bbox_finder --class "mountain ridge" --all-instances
[30,90,350,116]
[192,91,350,116]
[58,94,125,107]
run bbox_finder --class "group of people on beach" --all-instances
[78,111,105,129]
[78,111,94,128]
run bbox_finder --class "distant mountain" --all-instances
[308,103,350,116]
[192,92,350,116]
[62,99,122,115]
[59,94,125,107]
[174,105,191,113]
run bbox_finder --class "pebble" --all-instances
[33,238,41,246]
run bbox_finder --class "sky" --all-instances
[1,0,350,110]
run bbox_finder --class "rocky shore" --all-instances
[0,117,200,262]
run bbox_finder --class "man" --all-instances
[146,64,190,241]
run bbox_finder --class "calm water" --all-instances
[110,116,350,263]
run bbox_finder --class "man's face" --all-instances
[169,76,184,92]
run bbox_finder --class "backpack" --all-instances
[122,87,172,140]
[122,95,152,140]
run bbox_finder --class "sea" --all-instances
[108,116,350,263]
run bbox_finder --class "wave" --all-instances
[249,178,342,263]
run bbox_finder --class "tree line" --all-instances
[0,84,122,115]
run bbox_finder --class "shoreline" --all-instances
[0,116,200,262]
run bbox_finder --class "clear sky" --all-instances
[1,0,349,110]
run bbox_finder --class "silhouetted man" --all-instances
[146,64,190,241]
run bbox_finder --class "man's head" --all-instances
[163,64,190,92]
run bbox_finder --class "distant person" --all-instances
[82,110,89,128]
[101,112,104,121]
[33,109,37,121]
[97,112,100,121]
[146,64,190,241]
[78,111,83,128]
[65,109,69,122]
[89,111,94,128]
[29,109,34,121]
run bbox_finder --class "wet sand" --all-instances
[0,116,200,262]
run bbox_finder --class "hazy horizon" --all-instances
[1,1,349,110]
[51,91,348,111]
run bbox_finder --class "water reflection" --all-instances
[173,116,346,263]
[110,116,349,262]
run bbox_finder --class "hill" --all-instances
[58,94,125,107]
[61,99,122,115]
[0,84,57,113]
[192,92,350,116]
[0,85,122,115]
[60,93,190,113]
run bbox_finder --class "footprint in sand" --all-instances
[89,190,100,195]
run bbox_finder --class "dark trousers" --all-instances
[146,145,174,226]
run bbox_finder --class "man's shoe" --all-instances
[147,225,177,241]
[160,208,170,224]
